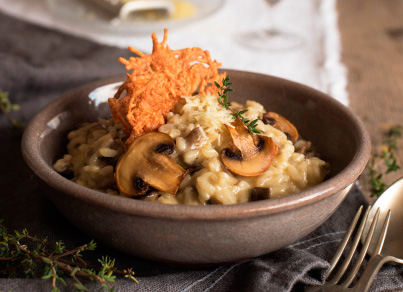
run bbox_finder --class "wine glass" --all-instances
[236,0,303,51]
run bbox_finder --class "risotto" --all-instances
[53,29,328,205]
[53,94,328,205]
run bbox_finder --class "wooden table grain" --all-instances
[338,0,403,202]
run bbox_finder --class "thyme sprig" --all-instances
[368,125,402,197]
[0,221,138,291]
[0,91,24,129]
[215,76,232,110]
[215,76,260,135]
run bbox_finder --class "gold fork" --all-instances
[304,205,391,292]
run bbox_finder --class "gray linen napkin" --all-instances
[0,11,402,292]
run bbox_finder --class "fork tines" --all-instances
[324,205,382,287]
[305,204,392,292]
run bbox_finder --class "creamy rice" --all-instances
[53,119,126,192]
[54,94,328,205]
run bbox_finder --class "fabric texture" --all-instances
[0,12,402,292]
[0,0,347,101]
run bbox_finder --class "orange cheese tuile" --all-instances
[108,29,226,144]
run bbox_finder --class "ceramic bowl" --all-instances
[22,69,370,265]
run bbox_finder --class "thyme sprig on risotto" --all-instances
[368,125,402,197]
[215,76,232,110]
[0,220,138,292]
[215,76,261,135]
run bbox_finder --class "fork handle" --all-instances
[353,254,395,292]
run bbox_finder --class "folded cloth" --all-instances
[0,11,402,292]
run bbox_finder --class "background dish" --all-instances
[47,0,225,34]
[22,69,370,265]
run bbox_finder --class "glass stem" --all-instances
[266,4,276,35]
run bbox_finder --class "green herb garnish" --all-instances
[0,220,138,291]
[0,91,24,129]
[215,76,260,135]
[215,76,232,110]
[369,125,402,197]
[382,126,402,173]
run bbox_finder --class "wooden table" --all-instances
[338,0,403,202]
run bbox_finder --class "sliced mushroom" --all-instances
[185,127,203,150]
[251,187,271,201]
[224,118,259,158]
[262,112,299,142]
[220,118,278,177]
[116,132,188,196]
[173,97,187,114]
[294,140,312,155]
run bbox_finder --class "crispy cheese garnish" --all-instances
[108,29,226,144]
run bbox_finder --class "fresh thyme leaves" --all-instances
[215,76,261,135]
[0,91,24,129]
[0,221,138,291]
[383,126,402,173]
[368,125,403,197]
[234,110,261,135]
[215,76,232,110]
[368,157,387,198]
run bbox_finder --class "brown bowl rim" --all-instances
[21,69,371,221]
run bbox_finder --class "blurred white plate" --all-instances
[47,0,225,34]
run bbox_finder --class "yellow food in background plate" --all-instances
[119,0,196,20]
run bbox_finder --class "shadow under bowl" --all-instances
[21,69,370,265]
